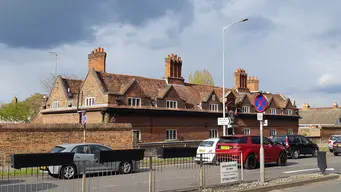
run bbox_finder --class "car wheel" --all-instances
[60,165,77,179]
[277,152,287,166]
[334,152,339,156]
[244,154,257,169]
[329,149,333,153]
[312,149,318,157]
[292,150,300,159]
[211,157,218,165]
[119,161,133,174]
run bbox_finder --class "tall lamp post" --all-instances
[222,18,248,136]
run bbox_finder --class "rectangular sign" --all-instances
[220,161,238,183]
[257,113,263,121]
[217,117,231,125]
[263,119,268,126]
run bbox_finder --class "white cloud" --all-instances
[1,0,341,108]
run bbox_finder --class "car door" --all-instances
[89,145,110,171]
[71,144,95,172]
[262,137,274,162]
[300,136,313,154]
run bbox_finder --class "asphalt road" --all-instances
[1,153,341,192]
[269,177,341,192]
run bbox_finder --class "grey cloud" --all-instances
[0,0,193,49]
[311,84,341,94]
[236,15,277,37]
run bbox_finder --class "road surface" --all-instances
[1,153,340,192]
[269,177,341,192]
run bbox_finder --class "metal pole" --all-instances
[81,161,86,192]
[222,28,226,136]
[260,120,265,183]
[148,156,153,192]
[199,154,204,188]
[83,123,86,143]
[240,151,244,181]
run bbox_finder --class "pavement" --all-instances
[269,177,341,192]
[1,153,341,192]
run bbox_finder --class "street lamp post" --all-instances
[222,18,248,136]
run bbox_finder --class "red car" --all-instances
[215,135,287,169]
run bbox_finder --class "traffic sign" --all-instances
[81,112,87,125]
[257,113,263,121]
[254,94,268,113]
[218,117,231,125]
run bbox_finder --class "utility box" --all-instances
[317,151,327,173]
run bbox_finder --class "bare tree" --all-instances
[40,73,81,94]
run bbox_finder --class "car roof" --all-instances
[202,138,220,142]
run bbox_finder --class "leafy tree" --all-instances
[188,69,215,86]
[24,93,45,117]
[40,73,80,94]
[0,101,30,122]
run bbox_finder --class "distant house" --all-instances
[299,102,341,147]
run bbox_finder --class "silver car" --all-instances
[41,143,139,179]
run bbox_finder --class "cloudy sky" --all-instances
[1,0,341,107]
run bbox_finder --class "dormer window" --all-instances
[270,108,276,114]
[287,109,293,115]
[52,101,59,109]
[241,106,250,113]
[209,104,219,111]
[166,100,178,109]
[128,97,141,106]
[85,97,95,106]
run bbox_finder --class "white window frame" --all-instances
[209,104,219,111]
[85,97,95,106]
[270,129,277,136]
[287,128,293,135]
[270,108,276,114]
[209,129,218,138]
[52,101,59,109]
[243,128,251,135]
[287,109,293,115]
[166,100,178,109]
[128,97,141,107]
[166,129,177,140]
[241,106,250,113]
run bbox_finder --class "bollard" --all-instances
[81,161,86,192]
[149,156,153,192]
[317,151,327,174]
[199,154,204,188]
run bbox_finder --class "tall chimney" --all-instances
[247,76,259,92]
[88,47,107,72]
[164,53,185,85]
[234,68,249,92]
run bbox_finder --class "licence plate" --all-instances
[221,146,230,150]
[338,144,341,147]
[199,149,205,152]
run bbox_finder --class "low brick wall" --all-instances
[0,123,133,163]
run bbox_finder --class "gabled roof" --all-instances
[299,108,341,125]
[62,78,83,98]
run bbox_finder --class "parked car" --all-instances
[194,138,220,164]
[332,138,341,156]
[328,135,341,152]
[271,134,319,159]
[40,143,138,179]
[214,135,287,169]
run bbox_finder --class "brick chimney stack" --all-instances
[164,53,185,85]
[88,47,107,72]
[247,76,259,92]
[333,102,338,109]
[302,103,310,110]
[234,68,249,92]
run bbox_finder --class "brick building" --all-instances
[34,47,300,144]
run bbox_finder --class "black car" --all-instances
[271,134,319,159]
[332,138,341,156]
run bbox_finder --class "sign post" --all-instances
[81,111,87,143]
[218,117,231,136]
[254,94,268,184]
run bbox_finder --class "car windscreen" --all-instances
[219,137,247,144]
[199,141,215,147]
[331,136,341,140]
[272,136,286,144]
[50,146,66,153]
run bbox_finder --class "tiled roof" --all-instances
[299,108,341,125]
[62,78,83,98]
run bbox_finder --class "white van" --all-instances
[194,138,220,164]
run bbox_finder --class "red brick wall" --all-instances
[41,111,103,124]
[0,123,133,159]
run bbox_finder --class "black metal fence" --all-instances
[0,148,244,192]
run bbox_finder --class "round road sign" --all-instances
[254,94,268,113]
